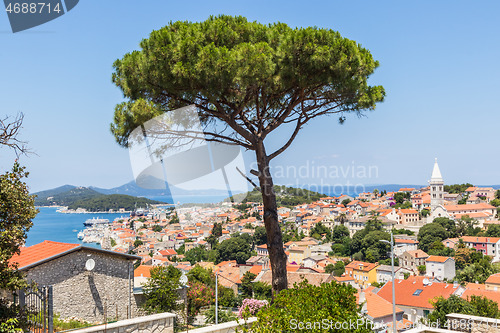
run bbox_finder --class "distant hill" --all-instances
[227,185,326,207]
[34,186,101,206]
[67,194,163,212]
[90,179,231,197]
[33,186,163,211]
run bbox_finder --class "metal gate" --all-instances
[19,285,53,333]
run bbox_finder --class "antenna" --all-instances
[85,259,95,271]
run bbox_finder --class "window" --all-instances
[424,310,430,317]
[413,289,423,296]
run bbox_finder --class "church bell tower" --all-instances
[429,158,444,210]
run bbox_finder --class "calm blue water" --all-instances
[25,207,129,247]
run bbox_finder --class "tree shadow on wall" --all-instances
[88,274,104,316]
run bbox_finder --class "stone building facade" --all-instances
[12,241,141,322]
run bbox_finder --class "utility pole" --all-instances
[215,271,218,325]
[381,231,397,333]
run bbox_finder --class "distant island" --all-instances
[33,186,163,212]
[226,185,326,207]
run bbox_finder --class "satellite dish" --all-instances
[85,259,95,271]
[179,273,188,286]
[423,278,429,285]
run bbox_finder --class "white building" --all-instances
[376,265,412,284]
[394,238,419,257]
[425,255,456,281]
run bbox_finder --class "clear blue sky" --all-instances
[1,1,499,193]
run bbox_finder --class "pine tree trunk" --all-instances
[255,141,288,295]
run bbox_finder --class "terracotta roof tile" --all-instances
[134,265,153,278]
[10,241,80,269]
[426,255,452,263]
[486,273,500,285]
[377,276,459,309]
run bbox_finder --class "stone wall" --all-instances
[25,249,140,322]
[68,313,176,333]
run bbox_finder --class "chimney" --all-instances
[453,281,458,288]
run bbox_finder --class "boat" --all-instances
[83,217,110,227]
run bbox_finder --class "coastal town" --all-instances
[3,6,500,333]
[10,159,500,331]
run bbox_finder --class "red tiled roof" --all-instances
[406,250,428,259]
[248,265,263,276]
[134,265,153,278]
[345,260,378,272]
[395,239,418,244]
[426,255,451,263]
[462,236,500,244]
[377,276,459,309]
[486,273,500,285]
[356,291,404,320]
[445,203,495,211]
[461,289,500,310]
[10,241,80,269]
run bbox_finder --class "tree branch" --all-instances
[268,118,304,161]
[0,113,30,156]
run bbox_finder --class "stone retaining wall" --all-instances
[67,313,176,333]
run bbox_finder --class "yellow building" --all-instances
[344,261,378,288]
[287,244,312,265]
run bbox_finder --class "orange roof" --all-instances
[159,249,177,256]
[356,291,404,319]
[334,276,354,282]
[10,241,80,269]
[453,212,492,219]
[134,265,153,278]
[486,273,500,285]
[465,283,487,291]
[345,260,378,272]
[248,265,263,276]
[378,276,459,309]
[462,236,500,244]
[399,209,418,214]
[426,255,451,263]
[444,203,495,211]
[462,289,500,310]
[286,265,301,272]
[395,239,418,244]
[406,250,428,259]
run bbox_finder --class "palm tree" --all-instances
[337,213,348,225]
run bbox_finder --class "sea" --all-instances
[26,194,231,247]
[27,184,458,247]
[25,207,129,248]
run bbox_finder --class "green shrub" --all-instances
[243,281,371,332]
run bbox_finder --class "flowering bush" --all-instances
[187,280,214,316]
[238,298,268,319]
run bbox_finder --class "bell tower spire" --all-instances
[429,158,444,209]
